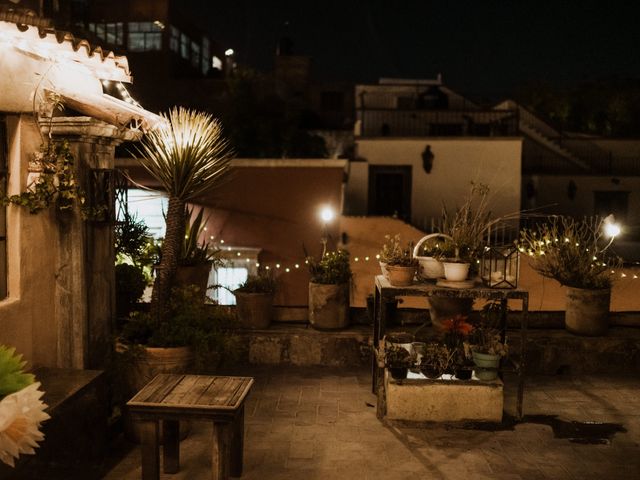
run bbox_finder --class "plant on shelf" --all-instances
[518,215,622,336]
[379,234,418,286]
[440,314,475,379]
[385,344,413,380]
[466,301,508,381]
[420,342,455,379]
[234,270,278,329]
[306,249,352,329]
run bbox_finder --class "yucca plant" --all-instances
[135,107,233,323]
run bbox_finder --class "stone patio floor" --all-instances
[104,366,640,480]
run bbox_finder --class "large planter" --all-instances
[235,291,274,329]
[308,282,350,330]
[565,287,611,336]
[118,344,194,443]
[386,265,416,286]
[175,262,212,293]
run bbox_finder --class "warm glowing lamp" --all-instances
[320,206,335,223]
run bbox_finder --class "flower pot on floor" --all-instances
[386,265,416,286]
[235,291,274,329]
[308,282,350,330]
[565,287,611,336]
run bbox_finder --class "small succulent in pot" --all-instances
[420,343,454,379]
[385,344,412,380]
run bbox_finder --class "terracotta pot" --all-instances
[386,264,416,286]
[234,291,274,329]
[308,282,350,330]
[442,262,470,282]
[118,344,194,443]
[565,287,611,336]
[175,262,212,294]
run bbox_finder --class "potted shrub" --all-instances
[307,250,352,330]
[519,216,620,336]
[234,271,277,329]
[117,286,235,440]
[379,234,417,286]
[385,344,412,380]
[135,107,232,325]
[175,206,224,294]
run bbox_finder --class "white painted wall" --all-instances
[348,138,523,229]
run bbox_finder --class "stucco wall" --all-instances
[349,138,522,229]
[0,116,59,366]
[0,115,125,368]
[199,161,347,307]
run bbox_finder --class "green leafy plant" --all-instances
[119,285,237,370]
[1,140,84,214]
[180,206,224,268]
[379,234,417,267]
[235,271,277,294]
[306,249,352,284]
[419,236,455,258]
[0,346,35,397]
[518,216,621,289]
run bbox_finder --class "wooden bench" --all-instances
[127,374,254,480]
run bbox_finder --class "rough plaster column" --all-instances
[48,117,139,369]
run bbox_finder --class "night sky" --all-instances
[185,1,640,98]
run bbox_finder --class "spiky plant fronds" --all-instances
[0,346,34,398]
[136,107,233,201]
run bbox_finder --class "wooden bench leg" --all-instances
[230,406,245,477]
[163,419,180,473]
[139,419,159,480]
[211,422,230,480]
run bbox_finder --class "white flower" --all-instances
[0,383,50,467]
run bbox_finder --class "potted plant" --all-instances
[420,343,454,379]
[440,314,475,380]
[385,344,412,380]
[175,206,224,294]
[117,285,236,440]
[306,249,352,330]
[467,302,508,381]
[135,107,232,325]
[379,234,418,286]
[234,271,277,329]
[518,216,620,336]
[412,233,455,280]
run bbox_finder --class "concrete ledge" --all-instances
[385,371,503,422]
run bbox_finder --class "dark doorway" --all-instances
[368,165,412,221]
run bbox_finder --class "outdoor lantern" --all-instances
[480,245,519,289]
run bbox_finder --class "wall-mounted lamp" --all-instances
[422,145,434,173]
